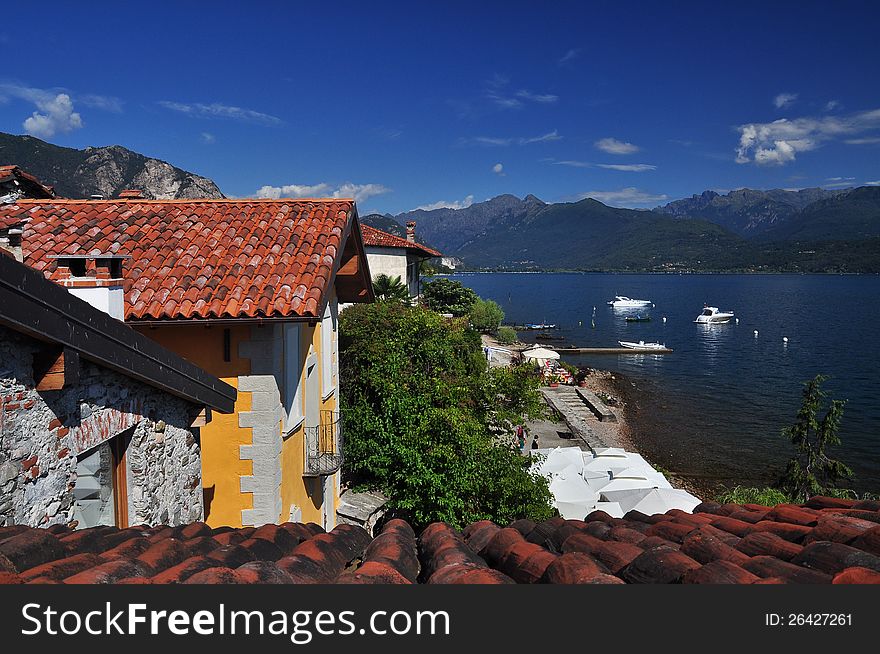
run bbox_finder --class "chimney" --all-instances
[406,221,416,243]
[50,255,127,320]
[119,189,145,199]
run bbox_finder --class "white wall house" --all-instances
[360,222,441,299]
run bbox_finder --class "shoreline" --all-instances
[483,333,712,500]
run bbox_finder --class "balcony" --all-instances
[303,410,343,477]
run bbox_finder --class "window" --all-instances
[321,300,338,398]
[284,323,304,433]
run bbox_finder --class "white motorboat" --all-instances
[607,295,652,308]
[694,306,735,324]
[618,340,666,350]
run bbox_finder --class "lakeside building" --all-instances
[0,251,235,529]
[0,193,374,529]
[361,221,441,300]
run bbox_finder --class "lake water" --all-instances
[445,272,880,494]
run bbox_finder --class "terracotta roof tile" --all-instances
[2,495,880,584]
[360,225,441,257]
[3,199,359,320]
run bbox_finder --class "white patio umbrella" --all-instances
[537,447,587,477]
[521,346,560,361]
[599,487,702,515]
[593,501,624,518]
[581,468,613,492]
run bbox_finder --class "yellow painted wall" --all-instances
[136,302,341,529]
[134,324,253,528]
[279,315,339,526]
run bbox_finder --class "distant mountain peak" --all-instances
[0,131,224,200]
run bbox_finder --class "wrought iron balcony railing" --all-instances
[303,410,342,477]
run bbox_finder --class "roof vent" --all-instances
[90,193,104,200]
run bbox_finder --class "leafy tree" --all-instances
[495,326,518,345]
[339,302,554,529]
[776,374,852,503]
[468,297,505,333]
[422,278,477,316]
[372,273,410,303]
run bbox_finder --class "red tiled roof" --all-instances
[361,225,441,258]
[0,165,56,199]
[1,496,878,584]
[2,199,360,320]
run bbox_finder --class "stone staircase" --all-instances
[539,386,605,450]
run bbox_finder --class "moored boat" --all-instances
[694,306,734,324]
[618,340,666,350]
[607,295,652,308]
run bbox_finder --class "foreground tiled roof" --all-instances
[2,199,356,320]
[361,225,441,258]
[1,496,878,584]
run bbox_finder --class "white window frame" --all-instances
[321,300,338,400]
[284,323,304,434]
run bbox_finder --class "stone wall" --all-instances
[0,325,204,528]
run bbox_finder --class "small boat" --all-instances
[607,296,652,308]
[524,323,556,329]
[618,340,666,350]
[625,315,651,322]
[694,306,734,324]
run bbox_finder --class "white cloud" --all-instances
[200,132,216,144]
[865,180,880,186]
[558,48,581,65]
[552,159,591,168]
[413,195,475,211]
[825,100,840,112]
[483,75,558,109]
[577,187,668,208]
[547,159,655,172]
[594,137,640,155]
[597,163,657,172]
[78,94,124,113]
[515,90,559,104]
[158,100,282,126]
[735,108,880,165]
[23,93,83,138]
[253,182,390,204]
[492,163,505,176]
[464,130,562,147]
[774,92,798,109]
[844,137,880,145]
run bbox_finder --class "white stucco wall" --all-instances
[365,247,420,297]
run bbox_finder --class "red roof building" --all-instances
[360,222,440,300]
[0,197,373,532]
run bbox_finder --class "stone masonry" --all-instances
[0,325,204,528]
[237,324,284,527]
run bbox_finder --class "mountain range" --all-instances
[0,132,223,199]
[2,131,877,272]
[362,186,880,273]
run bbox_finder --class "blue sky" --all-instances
[1,0,878,214]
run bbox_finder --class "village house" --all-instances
[361,221,441,300]
[0,194,374,530]
[0,251,235,529]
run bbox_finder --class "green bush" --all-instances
[469,298,504,333]
[495,326,518,345]
[714,486,793,506]
[422,278,477,316]
[339,302,554,529]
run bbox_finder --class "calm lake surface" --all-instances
[447,272,880,494]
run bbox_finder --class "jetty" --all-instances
[552,346,673,355]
